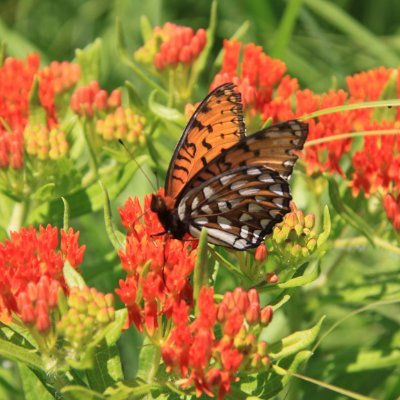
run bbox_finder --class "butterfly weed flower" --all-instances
[116,192,197,336]
[384,192,400,231]
[161,287,273,399]
[0,225,85,348]
[135,22,206,72]
[70,81,121,118]
[211,39,288,128]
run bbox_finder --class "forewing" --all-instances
[165,82,245,199]
[181,120,308,195]
[177,165,291,250]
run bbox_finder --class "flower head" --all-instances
[135,23,207,71]
[0,225,85,328]
[115,191,197,334]
[161,287,272,399]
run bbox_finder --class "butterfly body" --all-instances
[152,83,308,250]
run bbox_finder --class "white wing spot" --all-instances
[270,184,284,196]
[231,180,247,190]
[252,230,262,243]
[283,160,294,168]
[218,201,229,212]
[192,197,199,209]
[178,201,186,219]
[206,228,237,246]
[247,167,261,175]
[220,174,235,185]
[240,225,250,238]
[233,239,247,250]
[239,187,260,196]
[259,174,274,183]
[203,186,214,198]
[217,216,231,230]
[194,217,208,225]
[201,205,213,214]
[239,213,252,222]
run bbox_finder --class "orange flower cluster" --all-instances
[384,193,400,230]
[153,23,207,71]
[211,40,287,115]
[213,41,400,229]
[115,191,197,334]
[135,22,206,71]
[0,226,85,330]
[70,81,121,117]
[0,54,80,169]
[161,287,272,399]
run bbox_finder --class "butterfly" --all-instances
[151,82,308,250]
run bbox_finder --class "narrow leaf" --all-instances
[75,39,101,84]
[148,90,186,124]
[269,316,325,360]
[99,180,124,252]
[63,262,86,289]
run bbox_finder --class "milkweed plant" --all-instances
[0,2,399,399]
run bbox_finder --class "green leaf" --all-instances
[188,0,218,88]
[18,364,53,400]
[31,183,55,201]
[104,381,159,400]
[140,15,153,43]
[28,76,47,125]
[148,90,186,124]
[328,177,375,246]
[269,317,325,360]
[317,205,331,247]
[347,348,400,372]
[64,262,86,289]
[373,69,398,121]
[259,351,312,399]
[116,19,168,97]
[270,0,304,58]
[125,81,145,112]
[61,385,105,400]
[276,262,320,289]
[99,180,125,252]
[0,338,43,370]
[193,228,209,310]
[104,309,127,346]
[75,39,102,84]
[137,336,161,383]
[28,158,144,225]
[304,0,400,66]
[86,341,122,392]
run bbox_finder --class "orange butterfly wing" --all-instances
[165,83,245,199]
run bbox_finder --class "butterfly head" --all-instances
[150,191,188,240]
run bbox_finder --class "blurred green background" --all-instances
[1,1,400,399]
[2,0,400,92]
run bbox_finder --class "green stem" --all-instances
[7,199,29,233]
[305,129,400,147]
[83,119,99,178]
[299,99,400,121]
[333,235,400,255]
[273,365,377,400]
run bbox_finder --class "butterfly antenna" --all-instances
[118,139,157,191]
